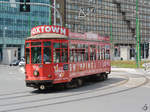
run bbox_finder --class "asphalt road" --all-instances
[0,65,150,112]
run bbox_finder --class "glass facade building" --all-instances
[0,0,50,63]
[0,0,150,64]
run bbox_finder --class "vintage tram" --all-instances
[25,25,111,90]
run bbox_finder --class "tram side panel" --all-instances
[68,40,111,80]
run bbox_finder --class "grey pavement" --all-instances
[0,65,150,112]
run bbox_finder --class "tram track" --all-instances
[0,90,34,97]
[0,74,128,101]
[0,74,130,111]
[0,72,149,112]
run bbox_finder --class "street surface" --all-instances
[0,65,150,112]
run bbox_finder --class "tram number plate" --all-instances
[63,64,68,70]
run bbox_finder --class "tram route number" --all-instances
[63,64,68,70]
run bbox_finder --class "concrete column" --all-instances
[21,44,25,58]
[120,46,130,60]
[2,47,18,65]
[2,44,6,64]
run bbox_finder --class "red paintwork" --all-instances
[25,26,111,86]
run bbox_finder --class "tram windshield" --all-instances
[26,41,68,64]
[31,47,42,64]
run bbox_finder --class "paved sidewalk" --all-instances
[111,67,150,75]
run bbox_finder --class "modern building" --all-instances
[0,0,50,64]
[53,0,150,60]
[0,0,150,64]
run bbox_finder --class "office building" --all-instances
[1,0,150,64]
[0,0,50,64]
[54,0,150,60]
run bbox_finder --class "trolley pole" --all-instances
[53,0,56,25]
[49,0,52,25]
[136,0,140,68]
[28,12,31,36]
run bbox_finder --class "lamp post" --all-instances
[136,0,141,68]
[53,0,56,25]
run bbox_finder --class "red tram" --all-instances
[25,25,111,90]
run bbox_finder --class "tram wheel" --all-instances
[101,73,108,81]
[76,78,83,87]
[38,85,46,91]
[65,78,83,89]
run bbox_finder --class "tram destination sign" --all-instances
[31,25,69,37]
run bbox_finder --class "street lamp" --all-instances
[136,0,141,68]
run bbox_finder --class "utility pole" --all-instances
[136,0,141,68]
[110,23,114,60]
[53,0,56,25]
[49,0,51,25]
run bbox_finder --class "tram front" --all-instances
[25,25,70,90]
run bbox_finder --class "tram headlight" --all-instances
[33,70,39,77]
[48,74,52,78]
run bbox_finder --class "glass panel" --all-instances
[62,49,68,62]
[31,42,41,46]
[43,47,52,64]
[26,43,30,47]
[31,47,41,64]
[61,43,68,48]
[106,50,110,59]
[44,41,51,46]
[53,49,61,63]
[26,48,30,64]
[53,43,60,48]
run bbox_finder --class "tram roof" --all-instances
[26,33,110,42]
[27,33,68,40]
[26,25,110,42]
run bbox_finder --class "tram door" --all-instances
[52,40,69,83]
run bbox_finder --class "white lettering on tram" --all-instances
[51,26,60,33]
[31,25,69,37]
[41,26,45,33]
[61,28,66,35]
[36,27,41,33]
[45,26,51,32]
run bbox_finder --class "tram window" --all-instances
[26,43,30,47]
[31,42,41,46]
[78,50,82,62]
[70,44,77,48]
[106,50,110,59]
[98,46,101,60]
[44,42,51,46]
[43,47,52,64]
[70,49,74,62]
[81,49,85,61]
[53,49,61,63]
[62,43,68,48]
[85,51,88,61]
[53,43,60,48]
[90,45,96,61]
[62,49,68,62]
[31,47,41,64]
[101,48,105,60]
[74,50,78,62]
[26,48,30,64]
